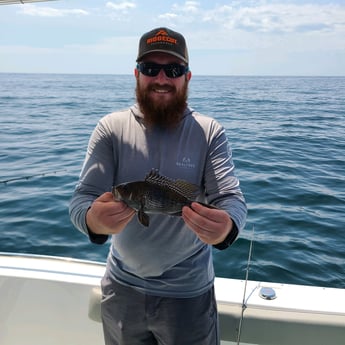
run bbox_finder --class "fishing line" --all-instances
[0,169,68,185]
[236,225,255,345]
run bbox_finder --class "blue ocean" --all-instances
[0,73,344,289]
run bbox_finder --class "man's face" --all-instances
[135,52,192,129]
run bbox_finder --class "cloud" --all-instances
[18,4,89,17]
[154,1,345,35]
[223,3,344,33]
[105,1,137,21]
[106,1,136,12]
[173,1,200,13]
[159,1,200,23]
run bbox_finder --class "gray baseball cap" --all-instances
[136,27,189,64]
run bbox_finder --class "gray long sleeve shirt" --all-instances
[69,104,247,298]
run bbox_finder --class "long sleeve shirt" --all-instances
[69,104,247,298]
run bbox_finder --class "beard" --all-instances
[135,79,188,130]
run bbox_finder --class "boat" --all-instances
[1,252,344,344]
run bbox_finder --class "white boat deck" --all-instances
[0,253,344,345]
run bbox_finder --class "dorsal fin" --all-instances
[145,169,199,200]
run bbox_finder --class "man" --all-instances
[69,27,247,345]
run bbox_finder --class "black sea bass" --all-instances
[112,169,217,227]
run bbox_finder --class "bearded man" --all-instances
[69,27,247,345]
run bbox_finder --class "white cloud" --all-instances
[105,1,137,21]
[19,4,89,17]
[172,1,200,13]
[154,1,345,35]
[106,1,136,11]
[158,13,178,20]
[222,3,345,33]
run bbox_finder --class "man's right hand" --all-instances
[86,192,136,235]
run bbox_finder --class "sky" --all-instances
[1,0,345,76]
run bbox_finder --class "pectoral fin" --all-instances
[138,207,150,227]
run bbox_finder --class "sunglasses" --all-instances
[137,62,189,78]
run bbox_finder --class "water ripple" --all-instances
[1,74,344,288]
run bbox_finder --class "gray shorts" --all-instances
[101,276,219,345]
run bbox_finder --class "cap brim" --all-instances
[136,49,188,64]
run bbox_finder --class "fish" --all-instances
[112,169,218,227]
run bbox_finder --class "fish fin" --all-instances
[198,202,220,210]
[170,211,183,216]
[145,169,199,200]
[138,208,150,227]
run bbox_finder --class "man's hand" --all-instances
[182,202,233,245]
[86,192,135,235]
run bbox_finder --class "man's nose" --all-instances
[155,67,168,81]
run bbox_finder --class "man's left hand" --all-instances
[182,202,233,245]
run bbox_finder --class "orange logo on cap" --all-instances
[146,29,177,45]
[156,29,169,36]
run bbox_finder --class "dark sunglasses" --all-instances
[137,62,189,78]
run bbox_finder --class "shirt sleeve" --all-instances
[204,121,247,235]
[69,117,116,244]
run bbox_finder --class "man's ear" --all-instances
[186,70,192,81]
[134,68,139,78]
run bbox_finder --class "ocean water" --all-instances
[0,73,344,289]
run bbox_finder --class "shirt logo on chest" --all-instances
[176,157,195,169]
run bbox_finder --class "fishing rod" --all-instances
[236,225,255,345]
[0,169,68,185]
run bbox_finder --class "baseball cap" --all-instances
[136,27,189,64]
